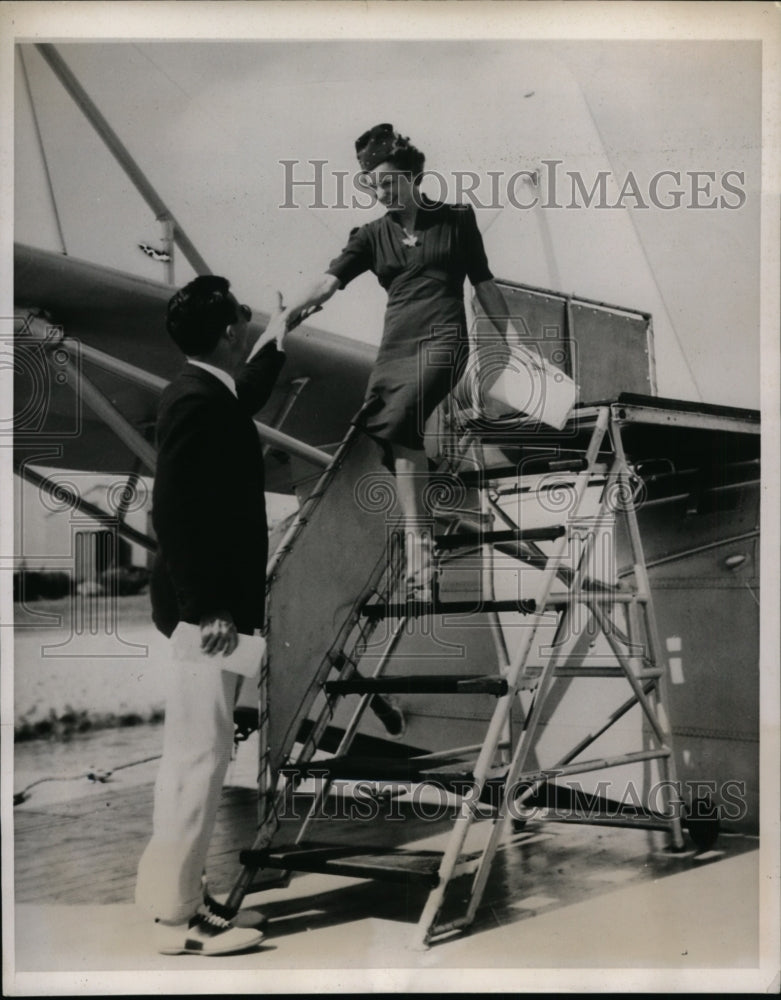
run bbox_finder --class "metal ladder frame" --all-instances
[228,403,687,947]
[417,404,686,946]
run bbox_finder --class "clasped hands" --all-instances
[249,292,322,360]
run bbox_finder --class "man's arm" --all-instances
[155,396,242,655]
[247,296,288,358]
[235,342,286,416]
[154,396,237,629]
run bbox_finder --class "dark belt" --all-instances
[386,265,463,298]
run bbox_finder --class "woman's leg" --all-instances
[393,444,435,595]
[393,444,428,522]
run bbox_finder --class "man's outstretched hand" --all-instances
[249,291,287,360]
[199,611,238,656]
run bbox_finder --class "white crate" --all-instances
[465,330,579,430]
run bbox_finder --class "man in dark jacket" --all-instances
[136,275,287,956]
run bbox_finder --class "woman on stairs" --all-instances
[281,123,511,600]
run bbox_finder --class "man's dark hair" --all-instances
[166,275,239,356]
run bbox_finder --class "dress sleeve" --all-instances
[460,204,494,285]
[326,225,373,289]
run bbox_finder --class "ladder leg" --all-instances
[456,411,624,935]
[610,420,685,849]
[412,610,562,947]
[415,411,612,946]
[475,436,515,765]
[410,683,514,949]
[461,607,576,931]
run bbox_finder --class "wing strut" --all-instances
[14,460,156,553]
[35,43,211,279]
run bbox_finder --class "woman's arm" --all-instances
[473,279,511,338]
[284,273,341,328]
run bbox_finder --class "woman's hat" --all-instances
[355,123,410,171]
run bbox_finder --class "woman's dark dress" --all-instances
[327,197,493,450]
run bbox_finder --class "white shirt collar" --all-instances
[187,359,237,398]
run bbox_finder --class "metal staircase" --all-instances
[227,402,688,949]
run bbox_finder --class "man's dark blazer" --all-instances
[149,343,286,638]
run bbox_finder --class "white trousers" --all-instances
[135,641,242,924]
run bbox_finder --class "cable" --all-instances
[13,753,162,806]
[18,47,68,255]
[131,43,190,98]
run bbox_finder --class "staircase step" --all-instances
[545,589,641,607]
[240,843,479,888]
[362,597,537,620]
[324,674,508,697]
[457,456,588,485]
[281,758,508,803]
[522,665,663,680]
[282,756,464,782]
[435,526,565,550]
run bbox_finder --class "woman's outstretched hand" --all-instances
[278,273,339,336]
[286,301,322,331]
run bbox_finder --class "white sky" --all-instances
[12,35,763,408]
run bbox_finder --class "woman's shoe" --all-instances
[406,579,435,604]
